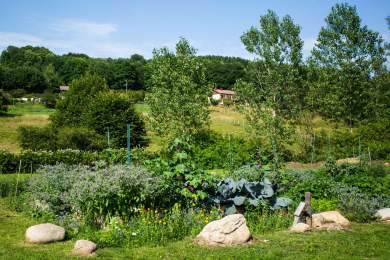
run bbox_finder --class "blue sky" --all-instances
[0,0,389,59]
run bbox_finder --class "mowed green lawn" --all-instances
[1,198,389,259]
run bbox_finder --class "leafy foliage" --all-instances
[308,3,388,126]
[28,164,163,226]
[236,10,305,168]
[146,38,212,143]
[211,177,291,215]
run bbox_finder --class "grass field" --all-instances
[0,102,347,154]
[0,103,53,153]
[1,103,249,153]
[1,198,389,259]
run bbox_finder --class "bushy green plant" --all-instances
[84,90,147,148]
[277,169,337,200]
[0,90,11,113]
[192,132,258,170]
[226,164,267,181]
[0,148,152,173]
[332,186,390,223]
[19,126,57,151]
[57,127,104,151]
[0,150,16,174]
[210,98,219,106]
[147,137,218,205]
[326,162,390,198]
[28,164,163,226]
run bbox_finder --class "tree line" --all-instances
[0,46,247,96]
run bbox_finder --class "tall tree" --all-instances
[235,10,304,167]
[146,38,211,143]
[308,3,388,128]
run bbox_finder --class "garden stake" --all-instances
[127,124,131,166]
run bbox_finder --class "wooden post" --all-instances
[305,192,312,227]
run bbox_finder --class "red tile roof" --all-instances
[214,89,235,95]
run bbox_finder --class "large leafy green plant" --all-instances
[212,177,291,215]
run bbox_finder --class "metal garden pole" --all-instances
[127,124,131,166]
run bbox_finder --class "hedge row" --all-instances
[0,149,149,174]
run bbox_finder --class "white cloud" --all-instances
[0,32,70,49]
[0,32,44,47]
[51,19,117,37]
[0,18,146,58]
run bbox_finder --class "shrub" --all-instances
[226,164,265,181]
[19,126,57,151]
[277,169,337,200]
[326,162,390,198]
[84,90,147,148]
[0,150,16,174]
[51,73,109,127]
[0,90,11,113]
[57,127,105,151]
[332,186,390,223]
[51,74,147,149]
[0,148,152,173]
[28,164,163,226]
[192,132,258,170]
[210,98,219,106]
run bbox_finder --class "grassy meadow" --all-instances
[0,103,53,153]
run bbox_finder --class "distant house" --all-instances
[59,85,69,92]
[211,89,236,101]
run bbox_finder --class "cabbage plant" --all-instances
[212,178,291,215]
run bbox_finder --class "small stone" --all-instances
[72,240,97,256]
[290,223,311,233]
[312,211,350,230]
[25,223,65,244]
[375,208,390,221]
[195,214,252,246]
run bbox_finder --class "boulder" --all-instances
[25,223,65,244]
[375,208,390,221]
[195,214,251,246]
[72,240,97,256]
[290,223,311,233]
[312,211,350,230]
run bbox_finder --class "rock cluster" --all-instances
[196,214,252,246]
[312,211,350,230]
[290,211,350,233]
[26,223,97,256]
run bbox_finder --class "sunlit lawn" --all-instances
[0,103,53,153]
[1,198,389,259]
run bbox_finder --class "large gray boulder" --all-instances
[312,211,350,230]
[375,208,390,222]
[195,214,251,246]
[25,223,65,244]
[72,240,97,256]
